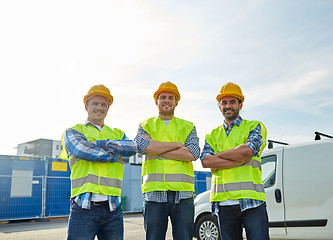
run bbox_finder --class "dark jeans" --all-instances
[143,192,194,240]
[216,203,270,240]
[67,201,123,240]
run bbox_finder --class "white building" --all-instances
[17,138,62,158]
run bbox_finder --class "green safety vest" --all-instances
[206,120,267,202]
[141,117,195,193]
[60,123,125,198]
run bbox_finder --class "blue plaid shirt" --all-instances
[135,122,200,203]
[63,121,137,211]
[200,116,265,212]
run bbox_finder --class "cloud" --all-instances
[245,67,333,114]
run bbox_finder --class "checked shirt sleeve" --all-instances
[200,140,215,161]
[185,126,200,160]
[134,124,151,154]
[246,123,263,157]
[96,134,137,158]
[63,128,116,162]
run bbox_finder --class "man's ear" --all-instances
[218,102,222,112]
[239,102,243,110]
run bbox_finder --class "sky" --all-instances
[1,0,333,171]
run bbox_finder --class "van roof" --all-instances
[263,138,333,154]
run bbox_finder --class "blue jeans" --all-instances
[216,203,270,240]
[67,201,123,240]
[143,192,194,240]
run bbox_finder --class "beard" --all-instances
[222,108,239,121]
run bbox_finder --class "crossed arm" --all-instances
[201,123,263,170]
[135,125,200,162]
[143,134,195,161]
[201,143,253,170]
[63,128,137,163]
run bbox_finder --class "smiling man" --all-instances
[61,84,137,240]
[135,81,200,240]
[201,82,269,240]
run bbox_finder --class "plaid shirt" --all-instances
[63,121,137,211]
[135,122,200,203]
[73,193,121,212]
[200,116,264,212]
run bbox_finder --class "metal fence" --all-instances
[0,155,71,221]
[0,174,71,221]
[0,155,211,221]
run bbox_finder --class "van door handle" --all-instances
[275,189,282,203]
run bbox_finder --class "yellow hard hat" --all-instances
[216,82,245,103]
[83,84,113,106]
[153,81,181,102]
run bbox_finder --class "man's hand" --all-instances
[142,134,151,140]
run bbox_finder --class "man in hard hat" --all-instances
[201,82,269,240]
[61,84,137,240]
[135,81,200,240]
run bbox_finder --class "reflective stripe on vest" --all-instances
[69,157,79,168]
[240,158,262,171]
[142,173,194,184]
[211,182,265,194]
[72,173,122,189]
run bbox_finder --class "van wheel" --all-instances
[195,214,221,240]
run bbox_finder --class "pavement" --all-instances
[0,213,179,240]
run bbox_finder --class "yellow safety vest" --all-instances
[206,120,267,202]
[60,123,125,198]
[141,117,195,193]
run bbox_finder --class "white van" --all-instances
[194,136,333,240]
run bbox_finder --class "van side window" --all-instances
[261,155,277,188]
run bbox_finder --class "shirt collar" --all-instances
[84,120,102,131]
[223,116,243,129]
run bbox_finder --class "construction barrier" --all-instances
[194,171,212,195]
[0,155,70,221]
[0,155,211,221]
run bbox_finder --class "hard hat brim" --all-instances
[216,93,244,103]
[84,93,113,106]
[153,88,181,102]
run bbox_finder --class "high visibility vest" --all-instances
[206,120,267,202]
[60,123,125,198]
[141,117,195,193]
